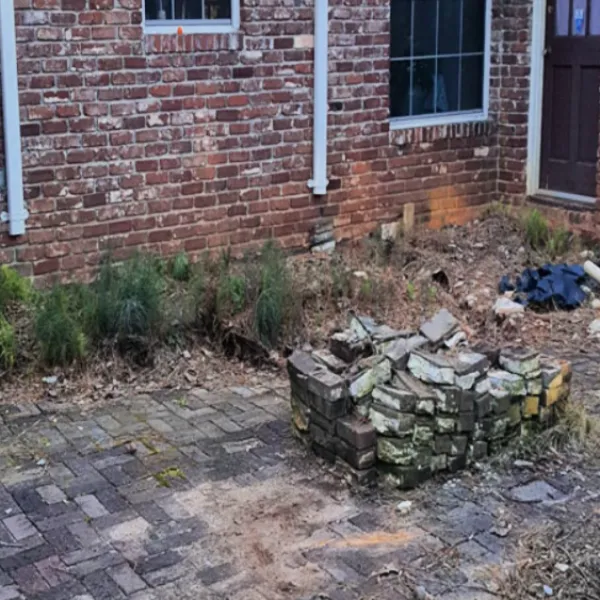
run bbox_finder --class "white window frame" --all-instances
[142,0,240,34]
[389,0,492,130]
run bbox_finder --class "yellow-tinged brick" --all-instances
[546,372,563,390]
[542,384,569,407]
[523,396,540,418]
[558,359,572,381]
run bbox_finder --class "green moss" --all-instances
[153,466,186,488]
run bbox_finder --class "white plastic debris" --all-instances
[395,500,413,515]
[543,584,553,596]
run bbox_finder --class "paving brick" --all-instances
[36,486,67,506]
[12,564,50,594]
[107,564,147,594]
[83,570,126,600]
[74,495,109,519]
[67,522,102,548]
[0,585,20,600]
[2,515,38,541]
[34,555,72,587]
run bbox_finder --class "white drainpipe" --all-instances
[308,0,329,196]
[0,0,27,236]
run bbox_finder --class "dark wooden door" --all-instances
[540,0,600,197]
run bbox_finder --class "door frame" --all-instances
[526,0,597,205]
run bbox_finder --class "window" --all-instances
[390,0,489,126]
[144,0,239,33]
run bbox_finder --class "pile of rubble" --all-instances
[287,310,572,488]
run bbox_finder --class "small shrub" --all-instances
[0,266,32,310]
[0,316,16,370]
[406,281,416,302]
[35,286,87,366]
[170,252,191,282]
[253,240,296,347]
[93,254,165,355]
[524,209,549,250]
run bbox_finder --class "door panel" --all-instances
[540,0,600,197]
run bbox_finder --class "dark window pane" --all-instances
[412,58,436,115]
[460,54,484,110]
[145,0,161,19]
[390,60,412,117]
[391,0,413,58]
[438,0,461,54]
[462,0,486,52]
[205,0,230,19]
[413,0,437,56]
[436,57,460,112]
[175,0,203,18]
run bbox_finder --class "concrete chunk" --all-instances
[312,349,347,374]
[420,309,459,344]
[368,405,415,436]
[385,335,428,369]
[499,348,540,377]
[486,369,527,398]
[372,384,416,412]
[336,416,376,450]
[408,350,455,385]
[349,357,391,399]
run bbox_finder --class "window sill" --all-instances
[144,22,237,35]
[390,111,488,131]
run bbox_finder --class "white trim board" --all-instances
[526,0,547,197]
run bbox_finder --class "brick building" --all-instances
[0,0,597,280]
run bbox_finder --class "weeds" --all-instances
[516,402,599,460]
[523,209,550,250]
[0,316,16,370]
[0,266,32,310]
[153,466,186,488]
[35,286,87,367]
[406,281,416,302]
[170,252,191,282]
[547,226,571,259]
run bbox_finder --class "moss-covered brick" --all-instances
[368,405,415,437]
[376,437,417,466]
[372,384,416,413]
[435,416,456,434]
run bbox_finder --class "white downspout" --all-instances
[0,0,27,236]
[308,0,329,196]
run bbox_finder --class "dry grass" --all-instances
[499,516,600,599]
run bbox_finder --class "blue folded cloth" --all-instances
[498,264,587,309]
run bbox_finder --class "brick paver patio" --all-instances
[0,359,598,600]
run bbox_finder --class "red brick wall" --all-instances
[4,0,504,281]
[497,0,533,204]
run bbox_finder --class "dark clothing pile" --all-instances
[498,264,587,310]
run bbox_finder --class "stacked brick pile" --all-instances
[287,310,572,488]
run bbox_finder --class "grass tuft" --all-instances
[523,209,550,251]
